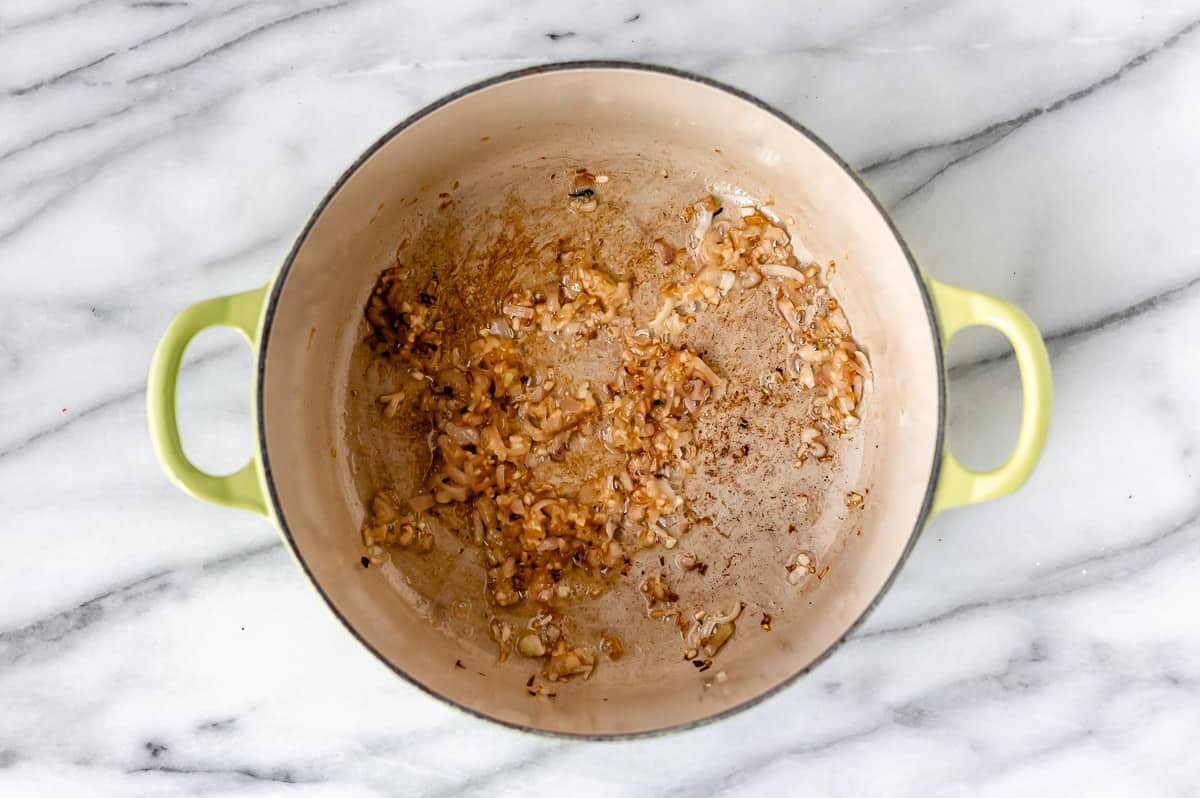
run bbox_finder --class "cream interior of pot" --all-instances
[259,68,941,736]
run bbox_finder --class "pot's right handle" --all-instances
[926,277,1052,516]
[146,285,270,517]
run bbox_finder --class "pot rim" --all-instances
[254,59,945,740]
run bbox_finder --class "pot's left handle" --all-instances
[147,286,270,517]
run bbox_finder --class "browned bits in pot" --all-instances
[489,617,514,663]
[787,550,817,585]
[845,491,864,509]
[544,642,596,681]
[360,491,434,554]
[760,613,772,631]
[357,245,730,677]
[702,622,735,656]
[673,551,709,576]
[652,238,675,265]
[797,427,826,462]
[657,199,871,431]
[364,267,443,362]
[517,631,547,658]
[600,632,625,661]
[527,682,558,699]
[568,169,598,211]
[682,600,743,660]
[675,551,706,573]
[357,190,874,679]
[641,573,679,605]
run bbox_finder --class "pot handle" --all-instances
[146,285,270,517]
[926,277,1052,516]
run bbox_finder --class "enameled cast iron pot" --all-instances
[148,62,1052,738]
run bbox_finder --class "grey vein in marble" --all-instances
[861,13,1200,204]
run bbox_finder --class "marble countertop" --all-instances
[3,1,1199,795]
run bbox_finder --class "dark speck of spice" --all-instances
[568,188,595,199]
[713,206,723,217]
[526,675,535,688]
[625,12,640,22]
[455,659,465,669]
[145,742,167,758]
[545,31,576,41]
[761,613,772,631]
[360,557,369,568]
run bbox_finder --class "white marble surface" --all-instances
[3,0,1199,794]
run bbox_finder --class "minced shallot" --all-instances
[358,188,872,679]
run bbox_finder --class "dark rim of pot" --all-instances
[255,60,945,741]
